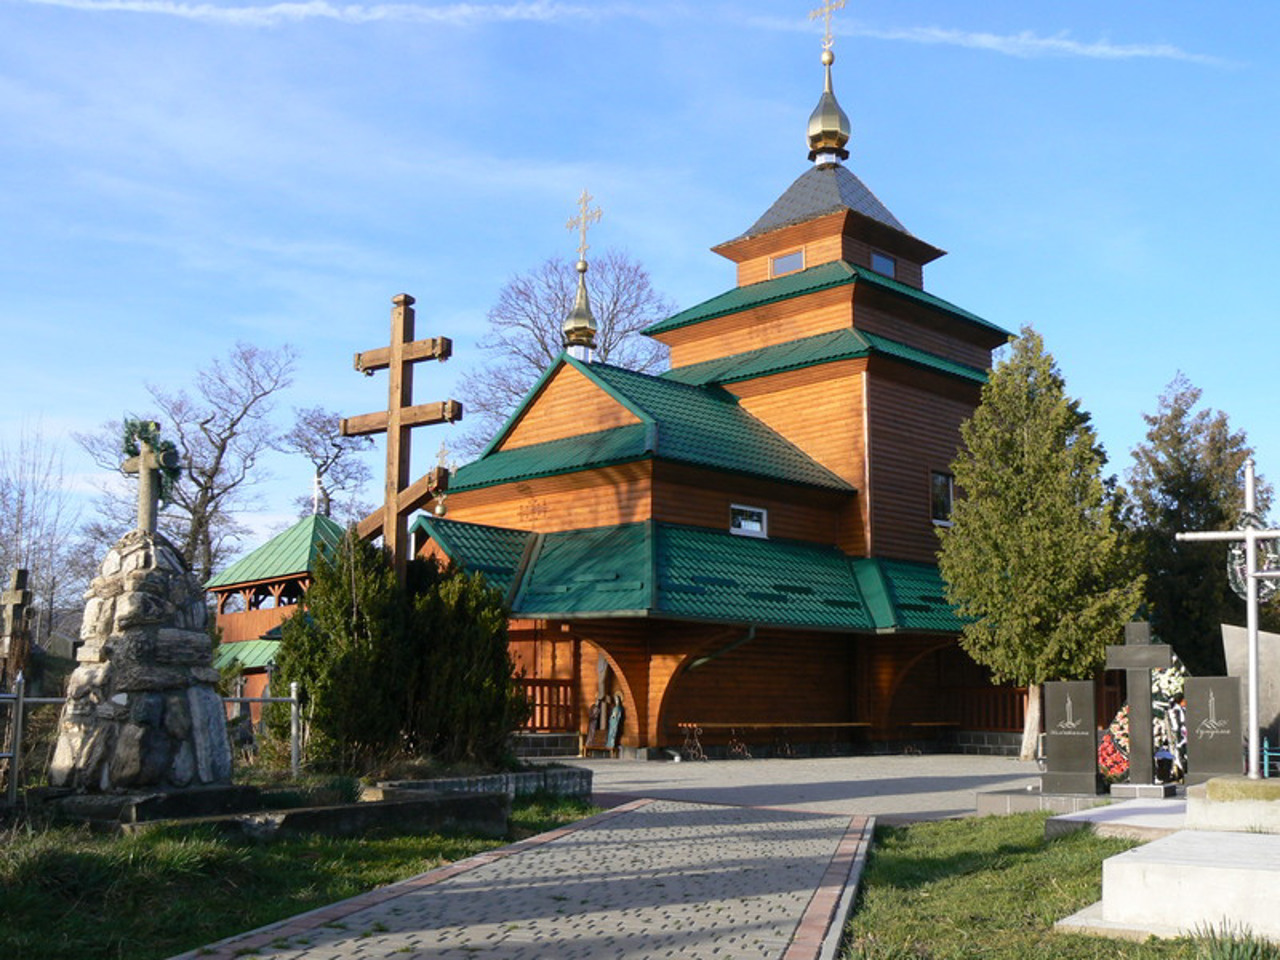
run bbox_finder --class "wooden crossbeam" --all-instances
[340,294,461,581]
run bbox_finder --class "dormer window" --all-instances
[770,250,805,278]
[871,250,896,278]
[730,504,768,538]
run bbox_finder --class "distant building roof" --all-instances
[213,638,280,671]
[205,514,345,589]
[415,516,964,635]
[662,327,988,387]
[644,259,1007,338]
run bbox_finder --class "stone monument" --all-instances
[1105,621,1175,797]
[49,426,233,791]
[1042,680,1101,795]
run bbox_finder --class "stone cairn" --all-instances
[49,428,232,791]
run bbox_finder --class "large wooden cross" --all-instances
[1,568,31,677]
[1105,621,1172,787]
[342,293,461,580]
[121,424,178,535]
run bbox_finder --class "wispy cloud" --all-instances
[13,0,611,27]
[751,15,1228,67]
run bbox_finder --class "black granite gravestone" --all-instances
[1042,680,1101,795]
[1186,676,1243,785]
[1105,622,1172,789]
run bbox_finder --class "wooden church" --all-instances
[407,40,1021,756]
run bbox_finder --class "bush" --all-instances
[273,530,528,774]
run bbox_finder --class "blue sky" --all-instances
[2,0,1277,555]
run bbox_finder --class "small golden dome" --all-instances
[807,52,850,163]
[563,259,597,351]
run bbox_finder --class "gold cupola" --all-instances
[807,48,851,164]
[563,258,597,358]
[563,188,602,361]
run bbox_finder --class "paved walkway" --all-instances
[171,755,1038,960]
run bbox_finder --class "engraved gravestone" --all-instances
[1042,680,1101,795]
[1185,676,1243,785]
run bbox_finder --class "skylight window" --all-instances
[770,250,804,277]
[730,504,768,538]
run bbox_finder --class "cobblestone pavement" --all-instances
[170,798,871,960]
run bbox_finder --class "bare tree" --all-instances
[77,342,297,584]
[456,249,674,454]
[0,423,86,652]
[278,406,374,524]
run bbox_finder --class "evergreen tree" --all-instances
[275,529,527,772]
[1124,373,1265,675]
[938,327,1143,759]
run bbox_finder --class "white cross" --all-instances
[1176,457,1280,778]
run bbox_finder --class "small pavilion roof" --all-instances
[205,514,345,590]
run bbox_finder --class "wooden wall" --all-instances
[659,287,854,369]
[447,462,652,532]
[864,363,981,563]
[499,364,640,450]
[853,288,997,370]
[215,606,292,644]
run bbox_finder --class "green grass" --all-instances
[0,793,596,960]
[845,812,1200,960]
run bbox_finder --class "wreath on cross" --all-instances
[121,418,182,505]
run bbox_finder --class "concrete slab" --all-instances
[1046,798,1186,840]
[1058,830,1280,942]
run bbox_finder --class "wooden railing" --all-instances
[942,686,1026,732]
[519,678,576,732]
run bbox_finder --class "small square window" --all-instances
[730,504,768,538]
[931,472,954,525]
[871,251,896,278]
[770,250,804,277]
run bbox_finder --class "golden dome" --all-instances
[563,259,597,352]
[807,50,850,163]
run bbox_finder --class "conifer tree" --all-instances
[938,327,1143,759]
[1124,374,1264,675]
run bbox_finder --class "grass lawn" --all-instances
[0,793,596,960]
[846,812,1221,960]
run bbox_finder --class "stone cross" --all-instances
[1106,621,1172,787]
[341,294,461,581]
[1176,456,1280,778]
[121,425,177,535]
[2,568,30,642]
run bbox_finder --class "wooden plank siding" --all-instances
[659,287,854,369]
[852,287,999,369]
[864,363,979,563]
[446,462,653,532]
[498,364,640,451]
[216,606,292,644]
[651,461,848,545]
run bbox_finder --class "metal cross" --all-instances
[566,188,602,262]
[1176,457,1280,778]
[341,294,461,581]
[809,0,845,50]
[121,424,178,535]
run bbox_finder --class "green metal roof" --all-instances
[206,514,345,589]
[643,260,1007,339]
[451,358,853,494]
[213,639,280,671]
[409,516,533,599]
[662,328,988,387]
[420,516,961,634]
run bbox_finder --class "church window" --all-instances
[730,504,768,538]
[770,250,805,277]
[931,472,954,525]
[871,250,896,278]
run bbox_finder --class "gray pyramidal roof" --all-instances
[733,164,909,242]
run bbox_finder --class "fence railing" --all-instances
[0,674,301,802]
[519,678,576,732]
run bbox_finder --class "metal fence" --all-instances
[0,673,301,803]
